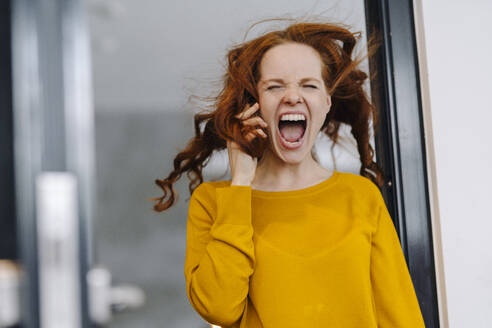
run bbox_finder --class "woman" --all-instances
[152,20,425,328]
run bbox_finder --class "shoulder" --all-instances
[337,171,386,224]
[187,180,232,223]
[189,179,232,207]
[338,171,382,199]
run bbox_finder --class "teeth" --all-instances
[280,113,306,121]
[284,139,301,145]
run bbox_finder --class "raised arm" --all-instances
[184,183,255,327]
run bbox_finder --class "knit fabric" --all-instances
[184,171,425,327]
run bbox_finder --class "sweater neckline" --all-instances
[250,170,340,198]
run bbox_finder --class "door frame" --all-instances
[10,0,95,326]
[365,0,441,327]
[0,0,16,261]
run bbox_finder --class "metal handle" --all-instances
[87,266,145,325]
[35,172,145,327]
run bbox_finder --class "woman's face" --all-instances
[256,42,332,164]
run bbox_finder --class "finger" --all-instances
[256,128,268,138]
[245,128,267,141]
[241,116,268,128]
[233,104,250,119]
[241,102,260,119]
[245,131,256,142]
[234,102,260,120]
[234,103,254,119]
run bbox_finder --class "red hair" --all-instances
[151,20,384,212]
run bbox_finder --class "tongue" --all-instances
[279,123,304,142]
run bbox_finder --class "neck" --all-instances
[251,148,330,190]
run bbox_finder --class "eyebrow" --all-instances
[260,77,322,84]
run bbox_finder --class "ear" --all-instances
[326,95,332,110]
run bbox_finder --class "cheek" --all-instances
[306,98,330,132]
[311,95,331,114]
[258,95,277,119]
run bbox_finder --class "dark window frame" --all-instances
[0,0,17,261]
[365,0,440,327]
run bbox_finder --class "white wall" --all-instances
[86,0,367,112]
[417,1,492,327]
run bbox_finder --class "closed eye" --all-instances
[266,85,282,90]
[304,84,318,89]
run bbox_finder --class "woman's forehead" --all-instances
[259,43,324,78]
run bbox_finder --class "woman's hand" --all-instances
[228,102,268,186]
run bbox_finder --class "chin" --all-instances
[273,146,311,165]
[271,128,316,164]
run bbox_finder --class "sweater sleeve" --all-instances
[184,183,255,327]
[370,195,426,327]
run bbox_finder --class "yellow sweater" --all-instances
[184,170,426,327]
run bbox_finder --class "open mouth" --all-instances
[277,114,307,149]
[278,120,306,143]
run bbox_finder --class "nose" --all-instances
[282,85,303,105]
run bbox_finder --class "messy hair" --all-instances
[151,20,384,211]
